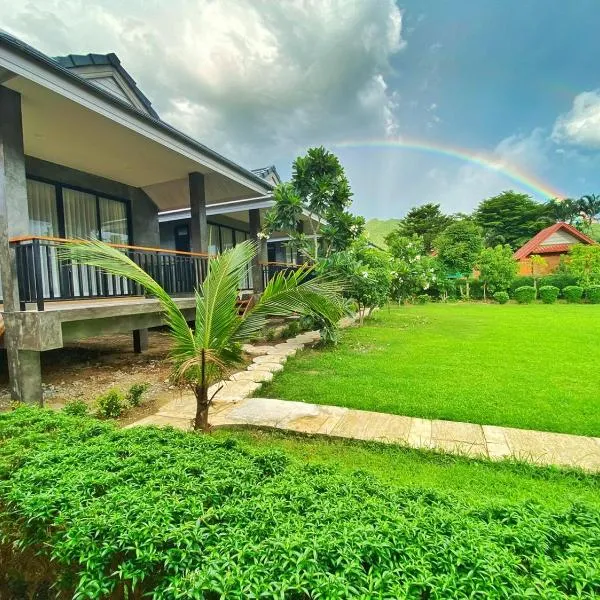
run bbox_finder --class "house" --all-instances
[0,32,298,404]
[513,222,597,275]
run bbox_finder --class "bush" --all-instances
[586,285,600,304]
[1,407,600,599]
[493,291,509,304]
[539,273,578,291]
[416,294,430,304]
[513,286,536,304]
[95,388,125,418]
[126,382,150,408]
[538,285,560,304]
[61,399,89,417]
[563,285,584,303]
[509,276,534,294]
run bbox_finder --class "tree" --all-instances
[385,203,453,253]
[474,191,552,249]
[63,240,345,431]
[565,244,600,286]
[386,234,438,302]
[266,147,362,258]
[476,245,518,299]
[546,197,580,225]
[435,220,483,299]
[529,254,548,293]
[577,194,600,231]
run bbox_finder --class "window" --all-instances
[100,197,129,244]
[27,180,58,236]
[220,227,234,251]
[208,224,220,256]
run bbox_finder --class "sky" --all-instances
[2,0,600,219]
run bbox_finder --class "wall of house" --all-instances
[25,157,160,247]
[518,253,563,276]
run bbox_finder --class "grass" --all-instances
[260,303,600,437]
[212,427,600,510]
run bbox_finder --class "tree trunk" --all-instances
[193,384,210,431]
[193,348,211,432]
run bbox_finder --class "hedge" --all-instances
[493,291,509,304]
[1,408,600,599]
[514,286,536,304]
[563,285,584,303]
[538,285,560,304]
[509,274,578,295]
[586,285,600,304]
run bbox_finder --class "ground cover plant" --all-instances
[260,304,600,437]
[1,407,599,599]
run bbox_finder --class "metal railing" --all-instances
[10,236,209,311]
[260,261,304,289]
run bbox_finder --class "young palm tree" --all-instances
[61,239,345,430]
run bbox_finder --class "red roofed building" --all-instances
[513,222,597,275]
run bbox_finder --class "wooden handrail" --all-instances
[9,235,210,259]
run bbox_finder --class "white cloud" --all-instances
[552,90,600,148]
[1,0,405,166]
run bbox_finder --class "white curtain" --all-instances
[208,224,220,256]
[235,230,252,290]
[26,180,61,298]
[63,188,99,296]
[100,197,129,295]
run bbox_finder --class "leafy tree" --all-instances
[474,191,552,249]
[578,194,600,231]
[319,237,392,324]
[565,244,600,286]
[385,203,453,253]
[546,197,580,225]
[266,147,362,258]
[386,234,438,302]
[435,220,483,299]
[546,194,600,232]
[528,254,548,293]
[63,240,344,431]
[476,245,518,299]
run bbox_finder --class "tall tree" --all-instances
[63,240,344,431]
[435,220,484,276]
[266,147,362,258]
[474,191,552,249]
[385,203,453,253]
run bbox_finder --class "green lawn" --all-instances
[260,303,600,437]
[213,427,600,510]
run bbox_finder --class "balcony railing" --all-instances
[10,236,210,311]
[261,261,302,289]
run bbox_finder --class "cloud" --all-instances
[552,90,600,148]
[1,0,405,166]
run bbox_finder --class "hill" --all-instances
[364,218,401,247]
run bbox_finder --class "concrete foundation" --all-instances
[133,328,149,353]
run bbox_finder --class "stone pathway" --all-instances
[130,318,600,473]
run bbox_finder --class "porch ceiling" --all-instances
[0,32,272,211]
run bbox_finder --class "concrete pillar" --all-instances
[249,208,266,294]
[132,328,148,353]
[189,172,208,254]
[0,87,42,404]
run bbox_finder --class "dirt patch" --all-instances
[0,330,179,420]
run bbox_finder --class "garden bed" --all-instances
[1,407,599,598]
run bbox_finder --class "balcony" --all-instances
[9,236,298,311]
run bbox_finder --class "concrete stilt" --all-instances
[133,328,149,353]
[249,208,266,295]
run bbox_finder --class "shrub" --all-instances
[416,294,430,304]
[563,285,584,303]
[586,284,600,304]
[61,399,89,417]
[538,285,559,304]
[539,273,578,291]
[493,291,509,304]
[509,276,534,294]
[513,286,536,304]
[95,388,125,418]
[126,382,150,408]
[2,407,600,599]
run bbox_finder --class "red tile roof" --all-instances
[513,222,597,260]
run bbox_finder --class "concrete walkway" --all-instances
[131,321,600,473]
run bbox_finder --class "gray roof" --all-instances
[0,30,273,192]
[251,165,281,184]
[53,52,159,118]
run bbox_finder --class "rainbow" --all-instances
[333,138,565,200]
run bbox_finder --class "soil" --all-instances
[0,330,184,423]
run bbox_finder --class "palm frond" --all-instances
[58,239,196,366]
[233,266,345,341]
